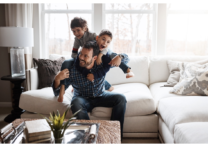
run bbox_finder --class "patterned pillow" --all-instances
[33,57,65,89]
[170,63,208,96]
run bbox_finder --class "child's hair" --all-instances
[99,29,113,39]
[70,17,88,31]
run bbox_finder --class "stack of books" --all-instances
[24,119,52,143]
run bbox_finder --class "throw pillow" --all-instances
[170,63,208,96]
[166,59,208,87]
[166,60,182,86]
[33,57,65,89]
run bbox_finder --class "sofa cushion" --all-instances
[19,86,74,118]
[174,122,208,143]
[157,96,208,135]
[149,82,183,109]
[20,83,155,118]
[91,83,155,117]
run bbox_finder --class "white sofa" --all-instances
[19,55,208,143]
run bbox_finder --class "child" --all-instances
[57,17,134,102]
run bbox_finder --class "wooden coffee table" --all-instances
[2,119,121,144]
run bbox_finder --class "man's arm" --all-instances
[52,69,70,96]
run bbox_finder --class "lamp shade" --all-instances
[0,27,34,47]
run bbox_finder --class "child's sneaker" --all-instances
[126,71,134,78]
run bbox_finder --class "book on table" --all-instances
[24,119,51,143]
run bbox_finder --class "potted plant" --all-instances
[40,107,81,143]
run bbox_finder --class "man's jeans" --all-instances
[70,91,127,139]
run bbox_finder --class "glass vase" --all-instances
[10,47,25,77]
[53,129,64,144]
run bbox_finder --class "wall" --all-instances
[0,4,12,106]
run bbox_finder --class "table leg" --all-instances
[4,80,25,123]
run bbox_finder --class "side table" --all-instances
[1,75,26,123]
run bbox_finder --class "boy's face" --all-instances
[71,27,87,39]
[96,35,112,51]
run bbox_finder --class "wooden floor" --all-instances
[0,106,161,144]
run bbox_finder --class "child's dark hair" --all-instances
[99,29,113,39]
[83,41,99,57]
[70,17,88,31]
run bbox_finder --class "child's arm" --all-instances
[71,38,80,59]
[91,53,112,80]
[96,53,104,65]
[96,48,108,65]
[75,53,111,81]
[58,84,65,102]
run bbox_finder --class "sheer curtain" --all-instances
[5,4,33,91]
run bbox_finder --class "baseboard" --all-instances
[123,133,158,138]
[0,102,12,107]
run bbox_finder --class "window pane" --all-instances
[105,3,153,10]
[166,14,208,56]
[106,14,152,56]
[45,14,92,56]
[167,3,208,10]
[45,3,92,10]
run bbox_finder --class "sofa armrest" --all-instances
[29,68,39,90]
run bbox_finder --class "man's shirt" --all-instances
[52,54,111,98]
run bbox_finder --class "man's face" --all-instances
[96,35,112,51]
[71,27,86,39]
[79,47,94,67]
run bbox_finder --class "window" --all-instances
[39,3,208,58]
[42,3,93,57]
[166,3,208,56]
[104,3,156,56]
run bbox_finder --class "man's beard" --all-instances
[79,58,93,67]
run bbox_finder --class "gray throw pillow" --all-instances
[170,63,208,96]
[33,57,65,89]
[166,60,182,87]
[166,59,208,87]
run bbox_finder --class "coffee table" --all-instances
[2,119,121,144]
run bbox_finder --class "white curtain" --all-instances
[5,4,33,91]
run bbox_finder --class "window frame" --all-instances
[37,3,208,58]
[40,3,94,58]
[102,4,158,55]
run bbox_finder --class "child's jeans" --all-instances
[108,51,130,73]
[60,58,112,90]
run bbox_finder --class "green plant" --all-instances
[40,107,81,139]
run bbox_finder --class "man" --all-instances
[52,41,127,139]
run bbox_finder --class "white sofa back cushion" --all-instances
[49,54,149,86]
[106,56,149,85]
[149,56,208,84]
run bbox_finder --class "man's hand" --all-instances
[54,69,69,89]
[55,69,70,81]
[87,73,94,82]
[108,55,121,67]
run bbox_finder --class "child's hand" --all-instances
[57,96,64,102]
[96,56,102,65]
[109,55,121,67]
[87,73,94,82]
[55,69,70,81]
